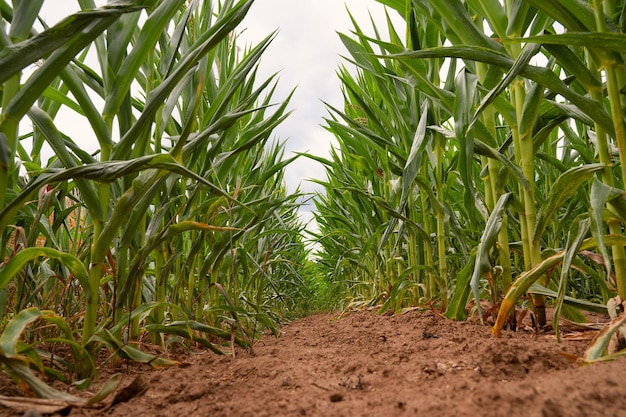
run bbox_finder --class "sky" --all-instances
[238,1,402,230]
[37,1,403,232]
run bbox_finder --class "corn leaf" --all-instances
[0,249,89,299]
[0,1,145,84]
[445,254,476,320]
[455,69,480,216]
[89,329,181,368]
[528,282,608,314]
[493,234,626,336]
[388,46,615,135]
[553,218,590,342]
[471,193,512,320]
[533,163,604,245]
[584,310,626,362]
[103,0,184,119]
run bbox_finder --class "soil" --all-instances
[1,309,626,417]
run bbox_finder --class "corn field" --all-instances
[1,0,626,399]
[313,0,626,354]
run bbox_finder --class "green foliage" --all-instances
[0,0,319,394]
[315,0,626,360]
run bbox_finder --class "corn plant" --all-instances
[0,0,315,394]
[316,0,625,346]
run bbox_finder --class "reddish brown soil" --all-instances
[2,309,626,417]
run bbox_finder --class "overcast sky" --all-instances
[38,1,402,230]
[239,1,397,190]
[238,1,402,229]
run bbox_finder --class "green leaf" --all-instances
[403,104,429,197]
[493,234,626,336]
[27,106,103,219]
[524,32,626,52]
[0,2,145,83]
[444,254,476,320]
[473,138,530,190]
[541,42,602,92]
[112,0,255,158]
[377,279,416,315]
[0,2,146,121]
[528,282,608,314]
[0,248,89,300]
[387,46,615,135]
[466,0,507,39]
[86,374,122,405]
[553,218,590,342]
[525,0,595,32]
[0,355,84,401]
[102,0,184,119]
[9,0,44,41]
[0,153,251,235]
[471,192,511,320]
[470,42,542,132]
[0,308,99,399]
[589,179,620,278]
[454,69,479,217]
[413,0,504,51]
[89,329,181,368]
[533,163,604,244]
[0,308,42,358]
[584,307,626,362]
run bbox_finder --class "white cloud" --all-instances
[239,1,402,198]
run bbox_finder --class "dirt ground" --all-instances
[2,309,626,417]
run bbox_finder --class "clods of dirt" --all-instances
[2,309,626,417]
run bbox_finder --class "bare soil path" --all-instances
[2,310,626,417]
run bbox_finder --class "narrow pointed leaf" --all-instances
[455,69,479,216]
[387,46,615,135]
[0,249,89,298]
[520,32,626,53]
[553,218,590,342]
[493,234,626,336]
[102,0,184,118]
[470,42,541,131]
[113,0,254,158]
[533,163,604,244]
[471,193,511,320]
[589,179,619,278]
[445,254,476,320]
[584,310,626,362]
[0,2,145,84]
[89,330,181,368]
[528,283,608,314]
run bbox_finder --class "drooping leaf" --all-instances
[444,254,476,321]
[528,282,607,314]
[469,42,542,131]
[0,249,89,299]
[517,32,626,54]
[493,234,626,336]
[89,329,181,368]
[0,1,146,84]
[533,163,605,245]
[387,46,615,135]
[553,217,590,342]
[584,304,626,363]
[589,179,621,280]
[471,193,512,321]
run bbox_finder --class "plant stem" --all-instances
[592,0,626,299]
[434,133,448,310]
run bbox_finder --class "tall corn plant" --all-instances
[317,0,623,340]
[313,8,475,313]
[0,0,314,392]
